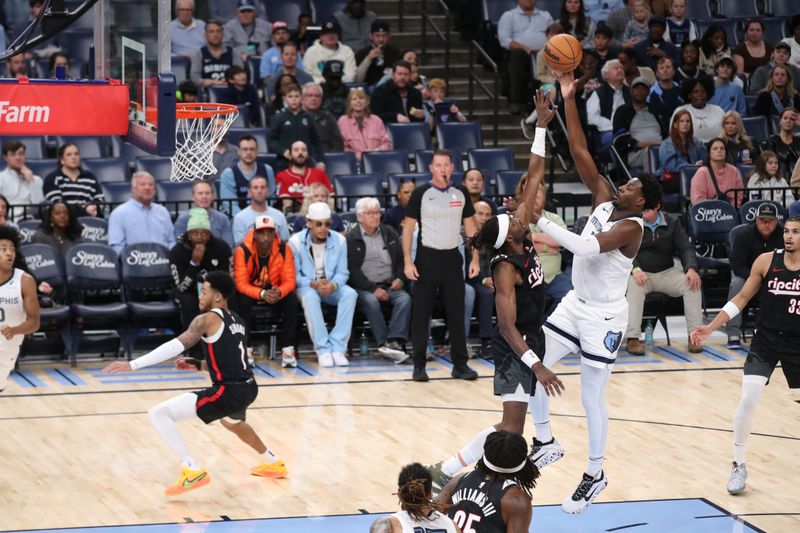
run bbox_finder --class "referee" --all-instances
[403,149,480,382]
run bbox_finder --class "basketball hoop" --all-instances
[170,103,239,181]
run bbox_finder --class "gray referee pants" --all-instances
[411,246,469,370]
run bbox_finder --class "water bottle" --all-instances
[359,331,369,355]
[427,334,435,357]
[644,321,655,353]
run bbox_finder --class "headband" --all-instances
[483,455,528,474]
[493,214,510,249]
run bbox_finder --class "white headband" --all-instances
[494,214,510,249]
[483,455,528,474]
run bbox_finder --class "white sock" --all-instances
[732,375,768,465]
[442,426,496,477]
[148,393,202,468]
[261,449,279,464]
[586,456,603,477]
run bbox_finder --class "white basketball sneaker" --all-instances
[727,462,748,495]
[318,353,334,368]
[529,437,565,469]
[562,470,608,514]
[332,352,349,366]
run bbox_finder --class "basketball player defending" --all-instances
[0,226,40,393]
[103,271,286,496]
[438,430,539,532]
[528,71,662,513]
[427,92,565,493]
[691,217,800,495]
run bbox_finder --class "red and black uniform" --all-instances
[447,469,518,533]
[194,308,258,424]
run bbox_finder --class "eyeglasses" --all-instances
[362,210,381,216]
[313,220,332,228]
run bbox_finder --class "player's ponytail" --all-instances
[396,462,444,521]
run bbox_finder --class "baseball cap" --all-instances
[254,215,277,230]
[237,0,257,12]
[371,20,390,33]
[631,76,650,89]
[321,20,341,35]
[307,202,332,221]
[272,21,289,33]
[756,202,778,220]
[774,41,791,53]
[322,59,345,78]
[648,16,666,27]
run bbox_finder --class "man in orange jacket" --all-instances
[233,215,299,367]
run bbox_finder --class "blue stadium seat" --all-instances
[467,147,514,192]
[325,152,359,178]
[688,200,740,243]
[226,127,269,154]
[533,0,561,19]
[82,158,129,183]
[721,0,757,18]
[78,216,108,243]
[247,55,263,88]
[759,17,787,43]
[482,0,516,24]
[264,1,305,28]
[739,200,788,223]
[311,0,346,23]
[696,19,739,46]
[436,122,483,151]
[741,116,769,144]
[496,170,523,197]
[388,173,430,196]
[744,95,758,116]
[334,174,383,210]
[116,141,151,165]
[26,159,57,179]
[65,243,131,359]
[135,157,172,181]
[1,136,47,159]
[171,55,190,85]
[362,150,410,180]
[257,154,279,170]
[17,220,41,244]
[450,171,464,189]
[738,164,755,180]
[207,86,227,103]
[56,136,110,159]
[101,182,132,205]
[231,106,251,129]
[647,145,660,174]
[679,165,701,200]
[387,123,432,153]
[156,181,194,204]
[685,0,711,19]
[767,0,795,16]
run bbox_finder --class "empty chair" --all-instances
[78,216,108,243]
[1,136,47,159]
[688,200,740,247]
[362,150,410,180]
[311,0,346,23]
[247,56,262,88]
[226,128,269,153]
[101,182,132,205]
[436,122,483,151]
[387,123,432,153]
[82,158,129,183]
[496,170,524,197]
[55,136,109,159]
[742,116,769,144]
[116,141,151,165]
[759,17,787,43]
[324,152,359,178]
[334,174,383,210]
[721,0,757,18]
[135,157,172,181]
[685,0,711,19]
[156,181,194,204]
[467,147,514,191]
[17,220,41,244]
[767,0,795,16]
[264,0,305,27]
[25,159,58,179]
[450,171,464,189]
[388,173,430,196]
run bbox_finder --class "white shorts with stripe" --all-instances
[542,290,628,369]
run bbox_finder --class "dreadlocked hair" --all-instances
[637,172,663,211]
[0,224,21,249]
[396,462,441,521]
[475,430,540,499]
[467,215,502,254]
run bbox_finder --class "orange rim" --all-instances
[175,102,238,119]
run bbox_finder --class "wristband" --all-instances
[332,282,339,291]
[530,127,547,156]
[722,301,740,320]
[260,289,266,300]
[520,349,540,368]
[632,267,642,274]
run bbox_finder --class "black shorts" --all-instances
[745,329,800,389]
[491,330,544,400]
[195,379,258,424]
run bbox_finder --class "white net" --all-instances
[170,104,239,181]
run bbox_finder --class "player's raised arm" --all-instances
[560,71,614,206]
[691,252,772,346]
[516,91,557,228]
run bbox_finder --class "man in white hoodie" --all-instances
[302,20,356,83]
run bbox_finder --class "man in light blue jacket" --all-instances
[288,202,356,367]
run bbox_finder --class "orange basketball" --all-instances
[542,34,583,73]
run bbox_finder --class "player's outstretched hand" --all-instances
[557,71,577,100]
[175,357,198,371]
[689,325,713,347]
[101,361,133,373]
[533,364,565,397]
[534,90,556,127]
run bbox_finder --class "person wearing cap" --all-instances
[268,85,327,170]
[233,214,299,368]
[748,42,800,96]
[612,76,666,169]
[259,21,304,84]
[370,60,425,125]
[169,207,233,338]
[354,19,402,86]
[624,202,702,355]
[320,59,351,118]
[333,0,378,51]
[302,82,345,153]
[724,202,784,349]
[190,19,244,92]
[264,42,313,100]
[232,175,290,245]
[209,0,267,24]
[171,0,207,57]
[223,0,271,61]
[219,65,262,127]
[174,180,234,248]
[708,57,746,116]
[632,16,680,72]
[302,20,357,84]
[288,202,357,368]
[586,59,630,149]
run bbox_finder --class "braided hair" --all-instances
[396,462,441,521]
[475,430,540,499]
[467,215,502,255]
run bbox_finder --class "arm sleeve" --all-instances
[130,338,186,370]
[536,218,601,257]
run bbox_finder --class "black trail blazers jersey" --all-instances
[448,470,520,533]
[202,308,253,384]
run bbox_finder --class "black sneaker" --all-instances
[412,367,430,382]
[561,470,608,514]
[451,365,478,380]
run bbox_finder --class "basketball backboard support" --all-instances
[94,0,175,156]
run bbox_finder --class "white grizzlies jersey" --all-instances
[392,510,458,533]
[573,202,643,303]
[0,269,27,348]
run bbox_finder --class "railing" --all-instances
[398,0,405,32]
[421,0,451,87]
[467,39,500,146]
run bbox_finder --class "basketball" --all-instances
[542,33,583,73]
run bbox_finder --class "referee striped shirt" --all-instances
[43,168,104,207]
[405,182,474,250]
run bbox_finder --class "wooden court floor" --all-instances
[1,341,798,532]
